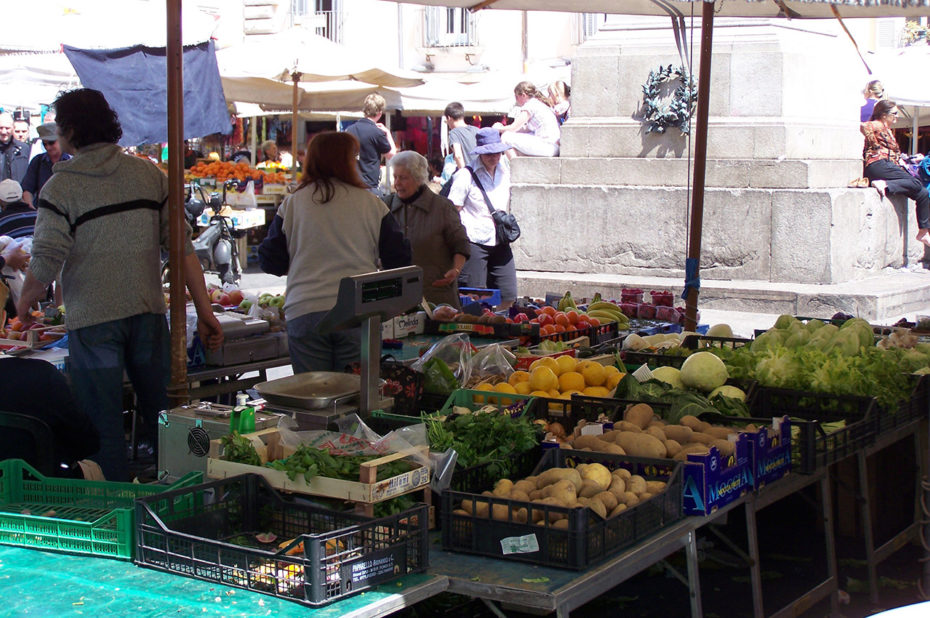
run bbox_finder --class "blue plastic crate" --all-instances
[459,288,502,308]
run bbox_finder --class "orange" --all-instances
[566,310,580,325]
[539,306,556,317]
[554,313,570,327]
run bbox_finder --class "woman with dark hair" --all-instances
[493,81,560,157]
[861,99,930,247]
[258,131,411,373]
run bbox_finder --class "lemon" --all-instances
[494,382,518,406]
[606,372,625,390]
[555,354,578,375]
[580,363,607,387]
[514,381,532,395]
[530,356,561,375]
[603,365,621,377]
[508,370,531,386]
[474,382,496,404]
[583,386,611,398]
[530,390,552,398]
[558,371,586,393]
[529,366,558,392]
[548,389,561,398]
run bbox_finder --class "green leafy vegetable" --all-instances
[220,432,262,466]
[423,357,459,395]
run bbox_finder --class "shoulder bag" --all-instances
[466,166,521,244]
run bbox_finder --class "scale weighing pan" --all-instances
[254,372,360,410]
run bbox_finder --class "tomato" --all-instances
[539,306,557,317]
[554,313,570,327]
[537,313,554,327]
[513,313,529,324]
[566,310,580,325]
[587,317,601,327]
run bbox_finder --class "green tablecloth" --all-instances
[0,545,440,617]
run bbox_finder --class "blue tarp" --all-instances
[63,40,230,147]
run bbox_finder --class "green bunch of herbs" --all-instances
[422,411,540,476]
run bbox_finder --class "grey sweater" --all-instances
[32,143,193,330]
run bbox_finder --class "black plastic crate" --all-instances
[877,374,929,435]
[135,474,428,607]
[450,445,543,494]
[532,394,672,433]
[620,350,687,369]
[680,335,752,350]
[535,321,620,346]
[747,386,877,474]
[441,449,683,570]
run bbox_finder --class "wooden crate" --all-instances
[207,428,431,515]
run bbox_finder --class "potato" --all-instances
[586,496,607,518]
[615,432,667,459]
[673,443,710,461]
[744,424,758,433]
[609,503,628,517]
[491,504,511,521]
[612,421,642,433]
[593,490,619,512]
[627,475,647,495]
[536,467,582,491]
[608,476,626,497]
[531,497,565,523]
[513,479,536,495]
[711,438,735,457]
[547,487,578,508]
[662,425,694,444]
[474,500,490,518]
[619,491,641,507]
[645,425,667,442]
[578,479,603,499]
[680,415,711,433]
[688,432,717,446]
[542,479,576,499]
[645,480,667,494]
[513,507,528,524]
[664,439,682,458]
[613,468,632,481]
[492,479,513,497]
[639,492,655,502]
[580,462,612,491]
[510,489,530,503]
[572,434,615,453]
[552,518,570,529]
[623,403,655,429]
[459,499,475,515]
[529,489,544,500]
[704,426,737,440]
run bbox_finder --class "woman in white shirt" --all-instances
[493,81,560,158]
[447,128,518,309]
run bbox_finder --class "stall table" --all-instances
[0,544,447,617]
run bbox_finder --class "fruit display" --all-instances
[1,311,66,350]
[473,356,625,402]
[187,160,287,185]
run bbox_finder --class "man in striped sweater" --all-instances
[16,89,223,481]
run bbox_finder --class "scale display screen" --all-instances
[361,277,403,304]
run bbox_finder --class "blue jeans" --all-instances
[68,314,170,481]
[286,310,361,374]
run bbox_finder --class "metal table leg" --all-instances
[744,501,765,618]
[822,469,840,617]
[684,530,704,618]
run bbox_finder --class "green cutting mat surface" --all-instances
[0,545,434,616]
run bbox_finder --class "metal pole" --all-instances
[684,1,714,332]
[291,72,301,179]
[166,0,188,403]
[250,115,257,167]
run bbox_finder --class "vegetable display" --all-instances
[423,409,540,477]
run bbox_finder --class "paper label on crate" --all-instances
[350,554,397,584]
[501,534,540,555]
[580,424,606,436]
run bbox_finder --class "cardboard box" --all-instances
[744,416,791,489]
[680,434,753,515]
[393,311,426,338]
[380,319,395,340]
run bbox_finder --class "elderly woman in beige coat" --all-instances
[385,151,470,307]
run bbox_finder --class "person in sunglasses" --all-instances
[861,99,930,248]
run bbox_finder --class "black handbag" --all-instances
[466,166,521,244]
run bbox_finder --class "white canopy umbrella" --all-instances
[867,46,930,154]
[0,51,82,111]
[216,26,423,173]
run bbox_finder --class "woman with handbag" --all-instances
[447,128,518,309]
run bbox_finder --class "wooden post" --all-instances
[291,71,301,179]
[166,0,188,403]
[684,2,714,332]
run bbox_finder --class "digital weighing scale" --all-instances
[255,266,424,428]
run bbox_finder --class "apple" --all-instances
[227,290,244,306]
[210,288,225,302]
[269,295,286,308]
[218,293,231,305]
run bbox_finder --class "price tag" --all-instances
[580,423,605,436]
[500,534,540,555]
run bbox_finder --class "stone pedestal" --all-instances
[511,19,926,286]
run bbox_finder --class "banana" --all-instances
[586,301,623,313]
[557,291,577,313]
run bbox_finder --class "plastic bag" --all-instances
[466,343,515,388]
[411,333,474,394]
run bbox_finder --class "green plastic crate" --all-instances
[0,459,201,560]
[439,388,537,416]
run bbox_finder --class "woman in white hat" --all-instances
[447,128,517,309]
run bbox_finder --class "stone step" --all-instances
[515,268,930,322]
[511,156,862,190]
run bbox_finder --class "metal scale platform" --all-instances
[254,266,424,429]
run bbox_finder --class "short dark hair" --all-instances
[443,102,465,120]
[870,99,897,122]
[54,88,122,148]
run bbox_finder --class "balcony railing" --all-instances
[293,9,342,43]
[424,6,477,48]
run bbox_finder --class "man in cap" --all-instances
[0,112,29,183]
[21,122,70,207]
[0,179,36,240]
